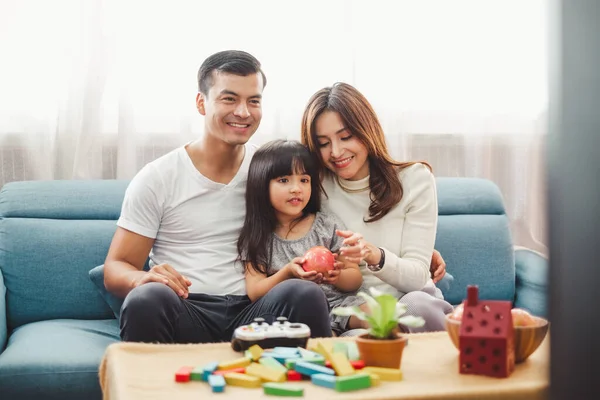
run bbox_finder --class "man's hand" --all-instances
[285,257,323,284]
[430,249,446,283]
[133,263,192,298]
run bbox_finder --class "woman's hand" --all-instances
[335,229,381,266]
[430,249,446,283]
[285,257,323,284]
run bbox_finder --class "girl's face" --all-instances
[269,172,312,223]
[314,111,369,181]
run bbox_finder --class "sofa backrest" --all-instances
[0,178,514,330]
[435,178,515,305]
[0,180,129,330]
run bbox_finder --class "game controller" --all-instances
[231,317,311,352]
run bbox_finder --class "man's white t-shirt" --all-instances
[117,143,257,296]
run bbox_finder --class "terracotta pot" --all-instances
[355,333,408,368]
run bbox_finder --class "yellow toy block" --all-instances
[245,362,286,383]
[248,344,264,361]
[366,372,381,386]
[223,372,261,388]
[329,352,355,377]
[316,341,334,361]
[362,366,403,381]
[218,357,251,371]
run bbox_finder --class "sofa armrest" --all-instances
[514,247,548,318]
[0,268,7,353]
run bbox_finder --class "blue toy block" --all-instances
[294,361,335,377]
[311,373,336,389]
[202,361,219,381]
[208,374,226,393]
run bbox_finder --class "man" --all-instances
[103,50,333,343]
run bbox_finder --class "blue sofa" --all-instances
[0,178,548,399]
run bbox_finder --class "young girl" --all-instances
[237,139,363,333]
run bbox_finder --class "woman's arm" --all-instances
[339,164,438,292]
[245,257,322,302]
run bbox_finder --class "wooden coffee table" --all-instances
[99,332,548,400]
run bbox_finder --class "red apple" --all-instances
[511,308,537,327]
[302,246,335,274]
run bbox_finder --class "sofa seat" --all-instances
[0,319,119,400]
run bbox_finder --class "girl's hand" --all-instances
[322,253,343,284]
[336,229,380,266]
[285,257,324,284]
[322,268,341,285]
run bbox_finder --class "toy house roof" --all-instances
[459,286,513,338]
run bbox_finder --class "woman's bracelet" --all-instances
[367,247,386,272]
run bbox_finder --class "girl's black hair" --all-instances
[237,139,321,275]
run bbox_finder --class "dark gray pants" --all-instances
[119,279,332,343]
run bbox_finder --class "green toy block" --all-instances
[345,341,360,361]
[285,356,325,369]
[297,347,321,359]
[332,342,348,357]
[190,366,204,381]
[263,382,304,397]
[259,356,288,373]
[335,373,371,392]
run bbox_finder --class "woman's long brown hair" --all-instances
[300,82,431,223]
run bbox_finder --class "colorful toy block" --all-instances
[213,367,246,376]
[297,347,321,359]
[259,356,288,373]
[329,352,355,376]
[286,370,303,381]
[261,352,289,364]
[335,373,372,392]
[248,344,263,361]
[316,341,334,361]
[325,359,365,369]
[246,362,287,382]
[201,361,219,381]
[333,342,348,357]
[362,366,403,381]
[190,366,204,381]
[174,366,193,382]
[311,373,336,389]
[263,382,304,397]
[346,341,360,361]
[273,347,300,357]
[285,355,325,369]
[294,361,335,377]
[366,372,381,386]
[218,357,251,370]
[208,374,226,393]
[223,372,261,388]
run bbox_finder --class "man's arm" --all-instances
[104,227,191,299]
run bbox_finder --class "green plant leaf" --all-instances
[398,315,426,328]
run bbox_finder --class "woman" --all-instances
[300,82,452,334]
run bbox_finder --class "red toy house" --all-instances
[459,285,515,378]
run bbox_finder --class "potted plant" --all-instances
[333,287,425,368]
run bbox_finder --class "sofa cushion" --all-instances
[0,319,120,400]
[89,265,124,319]
[434,214,515,305]
[0,218,117,330]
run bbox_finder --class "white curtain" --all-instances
[0,0,548,253]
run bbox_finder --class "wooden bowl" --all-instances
[445,314,549,363]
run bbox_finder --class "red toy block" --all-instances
[175,366,194,382]
[459,286,515,378]
[287,370,303,381]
